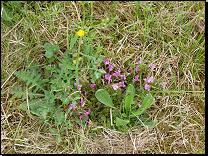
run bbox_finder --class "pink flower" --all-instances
[88,119,92,124]
[69,104,76,109]
[148,64,155,70]
[112,70,121,77]
[105,73,112,83]
[133,75,139,82]
[107,65,114,71]
[162,82,166,87]
[112,84,119,90]
[104,58,109,65]
[80,114,84,120]
[119,81,125,87]
[148,76,153,83]
[84,109,91,116]
[90,83,96,88]
[135,67,140,72]
[81,97,85,107]
[145,84,150,91]
[84,91,88,96]
[67,86,71,91]
[74,78,80,87]
[78,84,82,91]
[130,67,134,73]
[120,74,126,80]
[138,57,142,64]
[144,76,153,83]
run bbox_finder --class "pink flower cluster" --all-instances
[104,58,127,90]
[143,76,153,91]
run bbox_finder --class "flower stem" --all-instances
[75,37,82,90]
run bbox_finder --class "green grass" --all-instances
[1,1,205,154]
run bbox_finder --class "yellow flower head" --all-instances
[77,29,85,37]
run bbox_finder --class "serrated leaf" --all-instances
[116,117,129,126]
[45,50,53,58]
[39,109,47,119]
[54,110,65,126]
[95,89,114,108]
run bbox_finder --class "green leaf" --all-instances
[56,134,61,142]
[130,93,155,118]
[45,50,53,58]
[50,128,57,134]
[124,84,135,115]
[70,34,79,51]
[39,109,47,119]
[116,117,129,126]
[44,43,53,51]
[94,71,101,79]
[52,45,60,52]
[54,111,65,126]
[95,89,114,108]
[144,120,158,129]
[124,94,134,114]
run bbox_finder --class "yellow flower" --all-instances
[77,29,85,37]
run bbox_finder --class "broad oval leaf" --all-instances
[95,89,114,108]
[116,117,129,126]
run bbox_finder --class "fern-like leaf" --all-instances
[14,68,47,92]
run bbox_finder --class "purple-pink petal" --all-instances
[138,57,142,64]
[112,84,119,90]
[113,70,121,77]
[120,74,126,80]
[145,84,150,91]
[78,84,82,90]
[80,114,84,120]
[133,75,139,82]
[135,67,140,72]
[107,65,114,71]
[69,104,76,109]
[105,73,112,83]
[104,58,109,65]
[81,97,85,107]
[119,81,125,87]
[148,76,153,83]
[130,67,134,73]
[90,83,96,88]
[148,64,155,70]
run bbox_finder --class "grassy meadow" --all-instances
[1,1,205,154]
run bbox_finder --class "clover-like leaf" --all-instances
[44,43,53,51]
[45,50,53,58]
[52,45,60,52]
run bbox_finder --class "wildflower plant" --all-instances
[92,56,159,129]
[11,14,119,141]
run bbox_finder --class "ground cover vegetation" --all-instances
[1,1,205,154]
